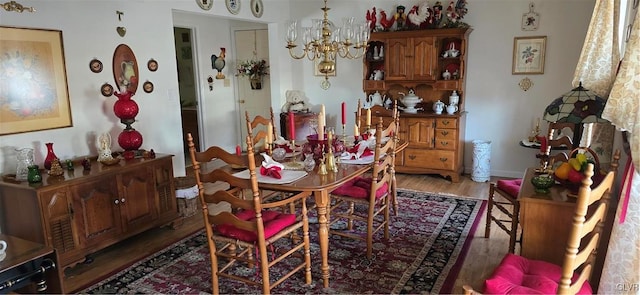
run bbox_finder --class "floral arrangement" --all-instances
[236,59,269,79]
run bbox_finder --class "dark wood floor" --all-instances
[63,173,511,293]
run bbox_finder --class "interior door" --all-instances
[235,29,271,149]
[173,27,200,162]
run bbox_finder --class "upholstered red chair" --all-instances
[466,150,620,295]
[187,133,312,295]
[329,115,398,259]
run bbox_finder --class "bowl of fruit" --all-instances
[553,151,603,195]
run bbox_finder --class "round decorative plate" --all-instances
[143,81,154,93]
[101,83,114,97]
[89,58,103,73]
[226,0,240,14]
[147,59,158,72]
[196,0,213,11]
[250,0,263,18]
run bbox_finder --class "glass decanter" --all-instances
[15,148,34,181]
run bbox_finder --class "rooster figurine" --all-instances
[211,47,226,79]
[455,0,468,20]
[446,1,459,22]
[378,9,395,31]
[366,7,377,32]
[407,1,430,29]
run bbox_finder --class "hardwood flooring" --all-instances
[63,173,512,294]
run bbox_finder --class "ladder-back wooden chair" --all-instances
[329,115,398,259]
[485,122,575,253]
[187,133,312,295]
[245,108,277,152]
[468,150,620,295]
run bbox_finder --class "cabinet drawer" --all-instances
[363,80,384,90]
[435,128,457,140]
[403,149,455,170]
[436,118,457,129]
[435,138,456,150]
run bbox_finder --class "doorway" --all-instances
[234,29,271,148]
[173,27,200,164]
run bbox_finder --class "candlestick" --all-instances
[321,104,326,126]
[357,99,362,125]
[341,102,346,125]
[288,111,295,141]
[366,109,371,128]
[266,122,273,145]
[318,112,325,140]
[354,123,360,137]
[236,145,241,156]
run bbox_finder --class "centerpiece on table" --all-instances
[236,59,269,89]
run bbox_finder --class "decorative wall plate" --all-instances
[90,58,103,73]
[196,0,213,11]
[113,44,139,94]
[147,59,158,72]
[250,0,263,18]
[143,81,154,93]
[226,0,240,14]
[101,83,114,97]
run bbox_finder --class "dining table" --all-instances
[248,139,408,288]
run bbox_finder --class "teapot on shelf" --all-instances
[433,100,445,114]
[370,69,384,80]
[398,89,423,114]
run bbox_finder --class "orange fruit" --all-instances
[554,162,572,180]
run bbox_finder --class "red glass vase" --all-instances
[118,128,143,151]
[44,142,58,170]
[113,91,139,120]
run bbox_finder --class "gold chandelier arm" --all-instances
[287,43,308,60]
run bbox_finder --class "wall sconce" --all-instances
[1,1,35,12]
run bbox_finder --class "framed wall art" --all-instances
[0,26,73,135]
[512,36,546,75]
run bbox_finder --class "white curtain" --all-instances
[574,0,640,293]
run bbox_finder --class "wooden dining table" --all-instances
[255,139,408,288]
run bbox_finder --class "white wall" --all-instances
[0,0,594,180]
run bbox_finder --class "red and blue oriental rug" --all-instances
[83,189,485,294]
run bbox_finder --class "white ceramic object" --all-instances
[398,89,423,113]
[446,104,457,114]
[368,91,383,106]
[433,100,445,114]
[449,90,459,106]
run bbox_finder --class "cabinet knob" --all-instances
[239,99,245,104]
[409,155,416,160]
[121,198,126,203]
[441,131,449,136]
[114,199,119,204]
[441,141,448,146]
[439,157,448,162]
[442,120,450,125]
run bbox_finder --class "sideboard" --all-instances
[0,154,177,270]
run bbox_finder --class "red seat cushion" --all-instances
[497,179,523,197]
[332,176,389,200]
[484,253,592,294]
[216,210,296,242]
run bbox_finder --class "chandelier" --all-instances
[285,0,370,88]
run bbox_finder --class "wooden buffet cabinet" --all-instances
[0,154,178,272]
[363,28,472,182]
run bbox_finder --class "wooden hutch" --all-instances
[363,27,472,182]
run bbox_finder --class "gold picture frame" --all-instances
[512,36,546,75]
[0,26,73,135]
[313,59,336,77]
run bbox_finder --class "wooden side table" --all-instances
[0,234,64,293]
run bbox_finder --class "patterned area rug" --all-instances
[83,189,485,294]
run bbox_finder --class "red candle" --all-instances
[341,102,346,125]
[288,111,296,140]
[236,145,241,155]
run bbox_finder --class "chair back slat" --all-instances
[558,163,613,294]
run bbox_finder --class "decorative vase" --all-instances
[250,76,263,90]
[303,153,316,172]
[15,148,34,181]
[113,92,139,123]
[27,165,42,183]
[118,127,143,151]
[44,142,58,170]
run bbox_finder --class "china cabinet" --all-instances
[0,155,177,270]
[363,28,471,182]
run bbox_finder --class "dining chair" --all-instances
[245,107,277,152]
[329,115,398,259]
[465,154,619,294]
[485,122,574,253]
[186,133,312,295]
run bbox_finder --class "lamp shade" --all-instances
[543,82,608,123]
